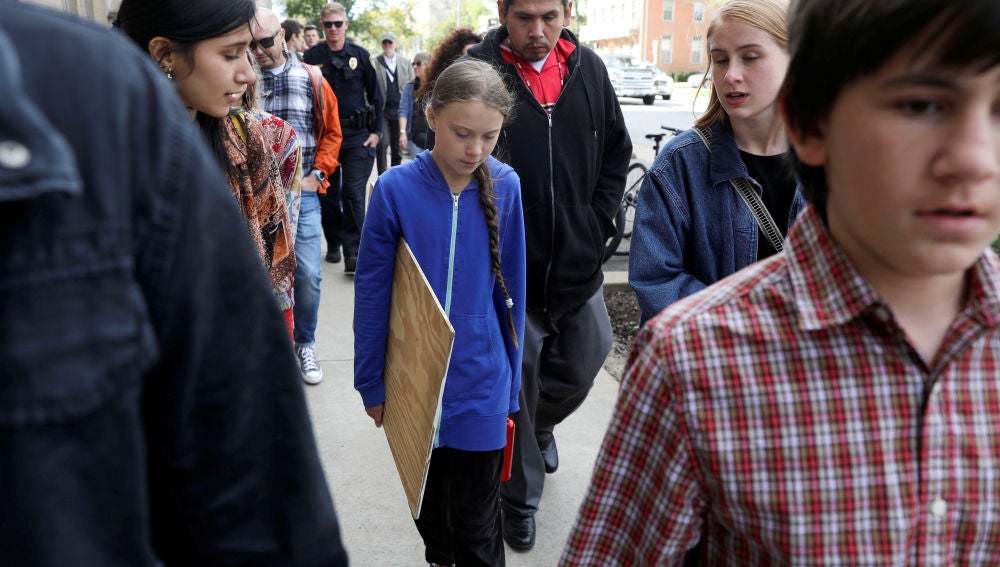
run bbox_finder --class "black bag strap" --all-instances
[693,125,784,253]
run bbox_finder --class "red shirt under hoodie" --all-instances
[501,38,576,113]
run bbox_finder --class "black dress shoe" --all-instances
[502,512,535,551]
[538,433,558,474]
[344,256,357,275]
[325,250,341,263]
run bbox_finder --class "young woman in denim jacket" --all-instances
[629,0,807,324]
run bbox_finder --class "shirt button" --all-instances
[930,498,947,517]
[873,306,891,322]
[0,140,31,169]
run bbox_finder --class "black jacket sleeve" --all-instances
[589,50,633,241]
[363,49,384,131]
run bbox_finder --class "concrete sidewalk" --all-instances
[304,261,622,565]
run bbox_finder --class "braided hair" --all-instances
[429,59,518,347]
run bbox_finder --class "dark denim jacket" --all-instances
[629,121,807,324]
[0,4,347,565]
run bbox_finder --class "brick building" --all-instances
[581,0,716,75]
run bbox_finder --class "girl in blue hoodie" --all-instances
[354,59,526,567]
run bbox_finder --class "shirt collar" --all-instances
[707,120,750,188]
[787,205,1000,331]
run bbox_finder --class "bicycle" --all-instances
[603,125,684,262]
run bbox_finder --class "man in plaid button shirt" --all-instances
[253,8,343,385]
[563,0,1000,564]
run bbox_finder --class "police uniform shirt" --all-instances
[304,41,383,131]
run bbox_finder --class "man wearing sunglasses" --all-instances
[304,2,383,276]
[254,7,344,386]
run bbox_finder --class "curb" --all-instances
[602,270,631,292]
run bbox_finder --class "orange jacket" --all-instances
[304,63,342,194]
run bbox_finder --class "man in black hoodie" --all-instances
[467,0,632,552]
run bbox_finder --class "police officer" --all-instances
[304,1,383,275]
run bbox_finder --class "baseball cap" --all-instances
[381,32,396,43]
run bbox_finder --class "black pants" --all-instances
[414,447,505,567]
[500,290,612,517]
[377,114,402,174]
[321,127,374,259]
[319,178,341,256]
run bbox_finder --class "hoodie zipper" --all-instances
[540,56,578,312]
[444,193,460,315]
[434,192,461,450]
[543,112,555,311]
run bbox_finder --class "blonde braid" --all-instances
[475,162,518,349]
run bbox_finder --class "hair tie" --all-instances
[505,298,514,309]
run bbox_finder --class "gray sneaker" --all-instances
[296,344,323,385]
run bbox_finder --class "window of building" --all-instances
[691,35,703,65]
[693,1,705,22]
[660,34,672,63]
[663,0,674,22]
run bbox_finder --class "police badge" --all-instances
[349,57,358,70]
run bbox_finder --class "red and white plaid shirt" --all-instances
[563,206,1000,566]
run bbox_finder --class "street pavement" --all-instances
[303,246,627,565]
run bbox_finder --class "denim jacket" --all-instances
[629,120,806,324]
[0,5,346,565]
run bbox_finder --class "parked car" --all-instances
[687,72,710,88]
[600,53,658,105]
[637,62,673,100]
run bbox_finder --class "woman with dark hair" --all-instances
[116,0,299,335]
[415,27,483,150]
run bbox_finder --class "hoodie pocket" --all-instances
[445,313,503,403]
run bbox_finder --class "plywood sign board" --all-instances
[383,239,455,518]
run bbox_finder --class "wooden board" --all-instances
[383,239,455,518]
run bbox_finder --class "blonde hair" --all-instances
[694,0,790,129]
[320,2,346,19]
[428,60,519,347]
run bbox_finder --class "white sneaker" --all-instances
[296,344,323,385]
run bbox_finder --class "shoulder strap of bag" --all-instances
[694,125,784,253]
[303,63,325,142]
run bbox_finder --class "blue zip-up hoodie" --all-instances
[354,151,526,451]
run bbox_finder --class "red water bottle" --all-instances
[502,417,515,482]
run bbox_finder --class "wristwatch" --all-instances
[310,169,325,182]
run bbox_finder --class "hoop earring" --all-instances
[161,65,173,80]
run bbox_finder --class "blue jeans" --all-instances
[294,190,323,347]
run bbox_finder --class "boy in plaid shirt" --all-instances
[563,0,1000,563]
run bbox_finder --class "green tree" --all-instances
[351,0,417,48]
[282,0,417,50]
[283,0,357,26]
[427,1,491,47]
[568,0,586,35]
